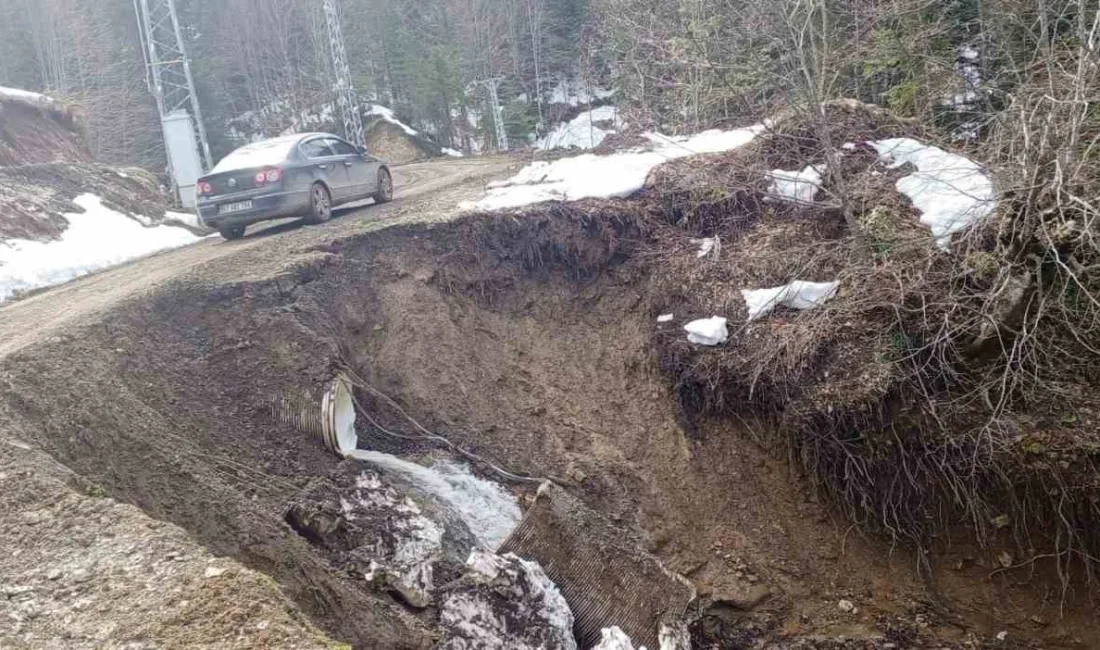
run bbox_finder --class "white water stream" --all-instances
[345,449,522,550]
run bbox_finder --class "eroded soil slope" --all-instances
[0,194,1092,648]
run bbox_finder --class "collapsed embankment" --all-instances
[1,104,1097,648]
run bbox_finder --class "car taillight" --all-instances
[254,168,283,186]
[197,181,213,195]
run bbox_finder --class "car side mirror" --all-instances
[357,145,368,156]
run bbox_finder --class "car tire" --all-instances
[219,225,246,240]
[306,183,332,224]
[374,168,393,204]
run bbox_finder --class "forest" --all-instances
[0,0,1092,181]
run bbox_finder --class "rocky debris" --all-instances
[0,439,336,648]
[437,550,577,650]
[837,599,857,614]
[284,462,476,608]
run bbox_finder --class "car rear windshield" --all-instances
[211,139,297,173]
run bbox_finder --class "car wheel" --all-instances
[219,225,246,240]
[374,168,393,204]
[306,183,332,224]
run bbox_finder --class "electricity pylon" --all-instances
[323,0,365,147]
[133,0,212,170]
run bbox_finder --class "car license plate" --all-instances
[218,200,252,215]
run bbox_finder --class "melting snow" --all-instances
[465,124,766,211]
[549,78,616,107]
[742,280,839,322]
[0,194,203,303]
[657,313,675,323]
[592,627,639,650]
[538,105,621,151]
[164,211,205,231]
[366,104,418,136]
[864,138,994,248]
[767,165,825,204]
[442,147,464,157]
[0,86,53,107]
[684,316,728,346]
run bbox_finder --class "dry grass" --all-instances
[640,103,1100,593]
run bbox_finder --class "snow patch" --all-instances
[549,78,615,107]
[465,124,766,211]
[865,138,995,248]
[742,280,839,322]
[345,451,521,550]
[442,147,464,158]
[767,165,825,203]
[366,104,418,136]
[164,211,205,231]
[538,106,621,151]
[0,86,54,107]
[657,313,675,323]
[0,194,202,303]
[685,316,729,346]
[592,627,639,650]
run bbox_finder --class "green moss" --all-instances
[884,80,922,116]
[964,251,999,281]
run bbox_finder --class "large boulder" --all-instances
[437,550,577,650]
[284,463,476,608]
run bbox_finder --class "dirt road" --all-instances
[0,155,516,358]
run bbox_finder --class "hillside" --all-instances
[0,87,88,167]
[0,87,203,302]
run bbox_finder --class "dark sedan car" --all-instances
[195,132,393,239]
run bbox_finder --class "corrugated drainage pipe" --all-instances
[271,374,357,457]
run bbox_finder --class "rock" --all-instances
[284,465,474,609]
[203,567,227,579]
[437,550,577,650]
[657,622,692,650]
[724,584,773,611]
[46,569,62,581]
[4,585,34,599]
[71,569,92,584]
[996,630,1008,641]
[837,599,856,613]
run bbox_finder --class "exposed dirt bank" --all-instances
[0,150,1093,648]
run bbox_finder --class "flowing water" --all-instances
[345,449,522,549]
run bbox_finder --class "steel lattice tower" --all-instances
[323,0,365,147]
[134,0,212,171]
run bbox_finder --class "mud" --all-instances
[0,156,1094,648]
